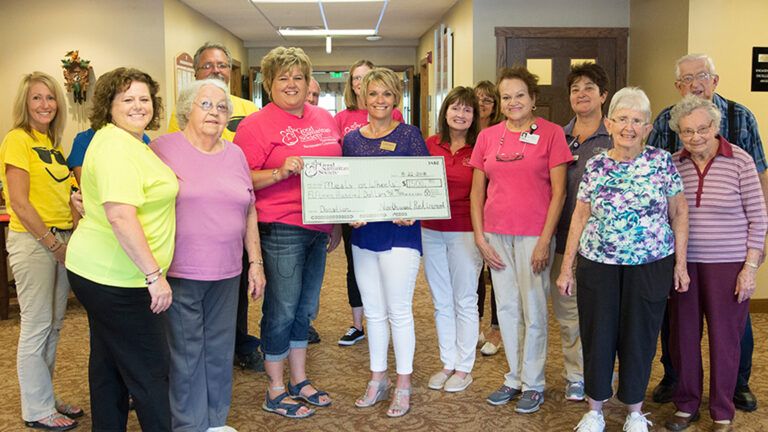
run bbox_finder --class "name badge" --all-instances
[380,140,397,151]
[520,132,539,145]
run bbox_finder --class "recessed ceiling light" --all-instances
[278,28,376,37]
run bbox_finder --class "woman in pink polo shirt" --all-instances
[470,66,572,413]
[423,86,483,394]
[334,59,405,346]
[233,46,342,420]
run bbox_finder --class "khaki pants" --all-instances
[487,233,553,392]
[9,230,70,421]
[549,253,584,384]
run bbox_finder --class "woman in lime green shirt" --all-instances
[66,67,178,431]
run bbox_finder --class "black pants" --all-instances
[577,255,673,404]
[342,224,362,308]
[476,266,498,326]
[659,304,753,388]
[68,270,170,432]
[235,250,261,356]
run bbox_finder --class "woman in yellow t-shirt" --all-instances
[65,68,178,431]
[0,72,80,430]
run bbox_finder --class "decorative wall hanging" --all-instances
[61,50,91,104]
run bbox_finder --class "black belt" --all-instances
[51,227,73,234]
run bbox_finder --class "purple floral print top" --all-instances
[577,145,683,265]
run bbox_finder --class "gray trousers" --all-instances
[164,275,239,432]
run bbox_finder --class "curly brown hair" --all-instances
[89,67,163,131]
[497,66,540,102]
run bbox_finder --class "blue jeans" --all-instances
[259,222,328,361]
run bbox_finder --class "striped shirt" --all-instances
[674,136,768,263]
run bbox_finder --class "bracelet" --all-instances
[271,168,280,182]
[249,259,264,266]
[745,261,759,269]
[145,268,162,277]
[36,229,53,242]
[145,269,163,286]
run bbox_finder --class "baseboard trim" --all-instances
[750,299,768,313]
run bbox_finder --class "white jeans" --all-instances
[549,253,584,383]
[352,246,420,375]
[487,233,553,392]
[422,228,482,373]
[8,230,71,421]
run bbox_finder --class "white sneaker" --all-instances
[623,412,653,432]
[480,341,501,356]
[574,411,605,432]
[207,426,238,432]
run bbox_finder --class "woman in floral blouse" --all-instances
[556,87,689,432]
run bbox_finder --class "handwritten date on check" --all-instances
[301,156,451,224]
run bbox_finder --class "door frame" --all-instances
[495,27,628,89]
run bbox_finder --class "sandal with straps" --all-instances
[24,412,78,431]
[288,379,332,407]
[262,388,315,419]
[355,379,391,408]
[55,399,84,419]
[387,387,411,418]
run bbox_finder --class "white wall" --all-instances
[0,0,166,152]
[472,0,630,83]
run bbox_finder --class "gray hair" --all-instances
[668,94,722,134]
[675,53,716,79]
[607,87,652,123]
[193,42,232,70]
[175,79,232,130]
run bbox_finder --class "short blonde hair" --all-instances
[260,46,312,97]
[12,72,67,146]
[175,79,232,130]
[361,67,402,108]
[669,94,721,134]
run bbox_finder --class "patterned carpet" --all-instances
[0,248,767,431]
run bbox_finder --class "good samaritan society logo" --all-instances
[280,126,335,147]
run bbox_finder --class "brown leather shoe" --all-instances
[712,422,734,431]
[664,411,700,431]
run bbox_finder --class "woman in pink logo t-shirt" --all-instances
[234,47,342,420]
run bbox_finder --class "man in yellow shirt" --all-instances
[168,42,263,372]
[167,42,257,141]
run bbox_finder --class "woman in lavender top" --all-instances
[152,79,266,432]
[344,68,428,418]
[557,87,689,432]
[663,95,767,432]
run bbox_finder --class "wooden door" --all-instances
[419,57,430,137]
[496,27,628,126]
[230,59,243,98]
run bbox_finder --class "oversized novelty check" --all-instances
[301,156,451,224]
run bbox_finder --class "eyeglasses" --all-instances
[496,128,534,162]
[677,72,715,85]
[610,116,647,128]
[478,97,495,106]
[680,120,713,139]
[196,100,230,114]
[198,62,230,71]
[32,147,66,165]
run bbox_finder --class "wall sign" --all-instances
[751,47,768,92]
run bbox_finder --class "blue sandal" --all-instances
[288,379,332,407]
[262,390,314,419]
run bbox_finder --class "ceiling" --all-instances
[180,0,460,48]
